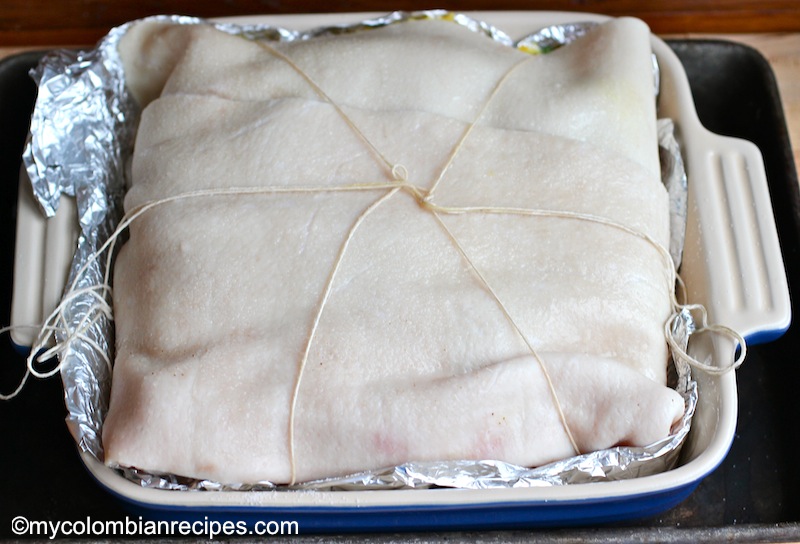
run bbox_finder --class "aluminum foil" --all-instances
[659,118,689,269]
[22,23,136,455]
[516,21,597,54]
[22,10,695,491]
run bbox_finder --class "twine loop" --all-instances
[665,305,747,376]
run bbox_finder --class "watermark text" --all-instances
[11,515,299,539]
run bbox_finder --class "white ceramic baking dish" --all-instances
[11,11,791,530]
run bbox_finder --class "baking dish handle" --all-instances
[679,127,791,344]
[10,166,79,349]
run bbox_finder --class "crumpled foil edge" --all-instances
[22,10,695,491]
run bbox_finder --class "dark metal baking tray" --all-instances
[2,39,799,541]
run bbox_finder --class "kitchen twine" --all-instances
[2,37,746,485]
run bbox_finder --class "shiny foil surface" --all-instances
[21,11,696,490]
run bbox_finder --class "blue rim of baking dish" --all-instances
[84,467,710,532]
